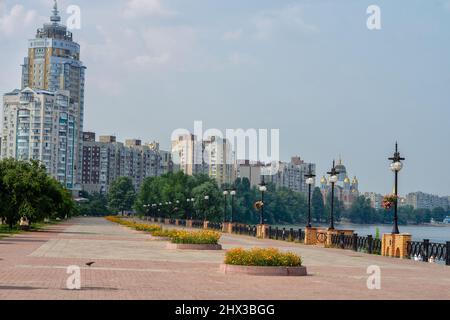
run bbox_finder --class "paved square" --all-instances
[0,217,449,300]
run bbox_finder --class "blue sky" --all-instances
[1,0,449,196]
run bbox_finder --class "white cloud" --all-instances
[252,4,318,40]
[124,0,175,18]
[0,4,38,37]
[223,29,243,41]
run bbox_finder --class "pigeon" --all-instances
[86,262,95,267]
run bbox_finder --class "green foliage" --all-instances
[224,248,302,267]
[170,230,221,244]
[311,187,326,223]
[192,181,222,221]
[108,177,136,214]
[77,191,111,216]
[0,159,77,229]
[344,196,376,224]
[136,172,222,220]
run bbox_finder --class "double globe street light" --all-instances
[304,164,316,228]
[259,180,267,225]
[327,161,339,230]
[389,142,405,235]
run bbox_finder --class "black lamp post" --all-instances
[305,164,316,228]
[151,204,157,220]
[230,188,236,223]
[203,195,209,221]
[223,190,229,223]
[327,160,339,230]
[204,195,209,222]
[259,178,267,225]
[389,142,405,234]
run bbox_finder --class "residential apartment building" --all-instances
[405,192,449,211]
[236,160,264,187]
[364,192,384,209]
[264,156,316,194]
[82,133,173,194]
[1,2,85,191]
[2,88,78,189]
[171,134,235,185]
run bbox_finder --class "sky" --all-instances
[0,0,449,196]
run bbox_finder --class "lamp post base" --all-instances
[256,224,269,239]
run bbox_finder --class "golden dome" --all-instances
[320,176,327,183]
[352,176,358,184]
[344,176,350,183]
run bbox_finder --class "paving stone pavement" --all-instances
[0,217,449,300]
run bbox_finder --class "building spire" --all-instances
[50,0,61,24]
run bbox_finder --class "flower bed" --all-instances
[222,248,306,276]
[225,248,302,267]
[105,216,161,233]
[170,230,221,245]
[151,229,179,238]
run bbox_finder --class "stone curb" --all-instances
[220,264,307,276]
[166,243,223,250]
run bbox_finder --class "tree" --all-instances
[108,177,136,215]
[311,187,326,223]
[192,181,222,221]
[0,159,77,229]
[77,192,111,216]
[345,196,376,224]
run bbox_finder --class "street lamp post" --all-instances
[230,189,236,223]
[305,164,316,228]
[389,142,405,234]
[259,179,267,225]
[327,161,339,230]
[223,190,229,223]
[151,204,157,220]
[204,195,209,221]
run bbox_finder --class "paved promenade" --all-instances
[0,217,449,300]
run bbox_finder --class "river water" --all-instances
[276,223,450,243]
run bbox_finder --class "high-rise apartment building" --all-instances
[405,192,449,210]
[171,134,204,176]
[82,134,173,194]
[364,192,384,209]
[171,134,235,185]
[2,88,78,188]
[264,157,316,194]
[1,1,85,191]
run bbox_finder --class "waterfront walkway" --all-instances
[0,217,449,300]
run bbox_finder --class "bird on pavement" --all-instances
[86,262,95,267]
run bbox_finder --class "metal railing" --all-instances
[407,240,450,265]
[148,217,449,266]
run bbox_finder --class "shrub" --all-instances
[134,223,161,232]
[224,248,302,267]
[170,230,221,245]
[105,216,161,233]
[151,229,179,238]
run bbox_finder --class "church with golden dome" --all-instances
[320,158,359,209]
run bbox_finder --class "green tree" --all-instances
[192,181,222,221]
[311,187,326,223]
[108,177,136,215]
[345,196,375,224]
[0,159,77,228]
[77,192,111,216]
